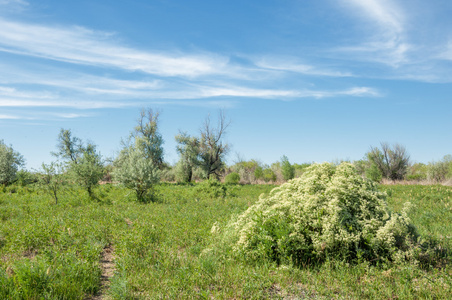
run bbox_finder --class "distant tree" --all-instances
[132,108,164,168]
[406,162,428,181]
[0,140,24,186]
[114,108,163,201]
[197,110,230,179]
[280,155,295,181]
[427,155,452,182]
[39,161,66,204]
[54,129,104,198]
[175,132,199,182]
[367,142,410,180]
[114,141,160,202]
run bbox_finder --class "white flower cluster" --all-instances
[221,163,419,265]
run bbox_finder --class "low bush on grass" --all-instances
[215,162,435,266]
[225,172,240,185]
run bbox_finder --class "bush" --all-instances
[217,163,421,266]
[262,168,276,182]
[224,172,240,184]
[194,179,227,198]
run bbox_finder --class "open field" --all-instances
[0,183,451,299]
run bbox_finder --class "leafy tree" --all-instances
[114,141,160,202]
[0,140,24,186]
[114,109,163,201]
[175,132,199,182]
[54,129,104,198]
[71,144,104,198]
[39,161,66,204]
[280,155,295,181]
[367,142,410,180]
[132,108,164,168]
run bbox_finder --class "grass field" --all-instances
[0,183,451,299]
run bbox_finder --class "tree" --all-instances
[174,132,199,182]
[114,108,163,201]
[39,161,66,204]
[114,142,160,202]
[367,142,410,181]
[197,111,230,179]
[54,129,104,198]
[132,108,164,168]
[0,140,24,186]
[280,155,295,181]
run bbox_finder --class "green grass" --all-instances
[0,183,450,299]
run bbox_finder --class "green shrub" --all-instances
[217,163,421,266]
[224,172,240,184]
[194,179,227,198]
[262,168,276,182]
[365,163,383,182]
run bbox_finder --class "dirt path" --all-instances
[87,245,115,300]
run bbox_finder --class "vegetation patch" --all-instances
[215,163,438,266]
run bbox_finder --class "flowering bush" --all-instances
[218,163,420,265]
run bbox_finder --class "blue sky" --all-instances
[1,0,451,169]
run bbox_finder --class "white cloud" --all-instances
[255,57,353,77]
[0,114,20,119]
[337,0,410,67]
[0,18,229,78]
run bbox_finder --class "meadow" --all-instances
[0,182,451,299]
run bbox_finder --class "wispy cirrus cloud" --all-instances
[0,18,229,78]
[337,0,410,67]
[254,57,353,77]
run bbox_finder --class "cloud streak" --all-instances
[0,18,229,78]
[337,0,410,67]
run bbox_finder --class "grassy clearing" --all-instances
[0,183,451,299]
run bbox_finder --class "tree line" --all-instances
[1,108,451,203]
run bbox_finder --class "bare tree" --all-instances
[197,110,230,179]
[367,142,410,181]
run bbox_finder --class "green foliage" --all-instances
[427,155,452,182]
[175,132,199,182]
[15,169,38,186]
[293,163,311,177]
[114,143,160,202]
[132,108,164,168]
[366,163,383,182]
[219,163,423,266]
[0,140,24,186]
[54,129,104,199]
[38,161,66,204]
[262,168,276,182]
[406,163,428,181]
[194,178,227,198]
[280,155,295,181]
[225,172,240,184]
[114,108,163,202]
[70,144,104,199]
[254,165,264,180]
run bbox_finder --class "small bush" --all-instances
[194,179,227,198]
[217,163,424,266]
[224,172,240,184]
